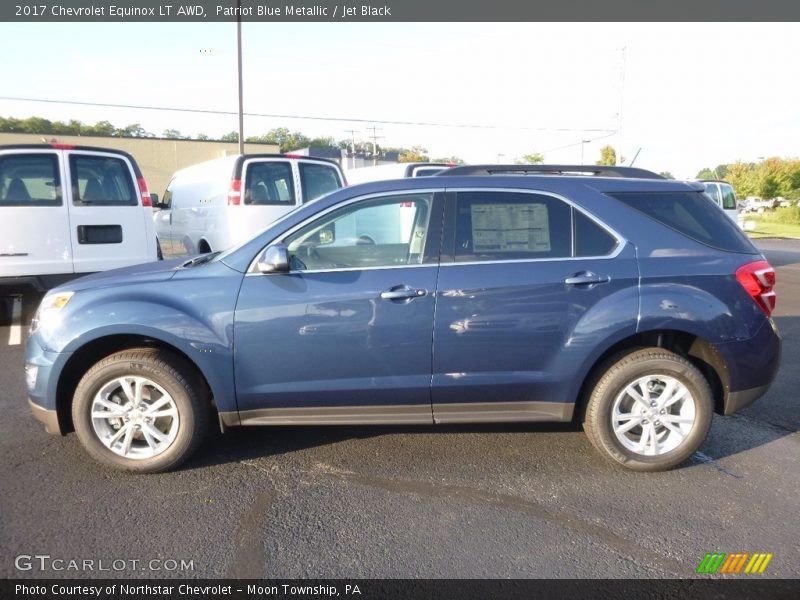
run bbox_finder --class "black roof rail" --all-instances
[435,164,664,179]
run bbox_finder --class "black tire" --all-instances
[71,348,209,473]
[583,348,713,472]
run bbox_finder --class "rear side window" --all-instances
[455,192,572,261]
[609,191,755,253]
[245,161,296,205]
[454,191,619,262]
[0,153,61,206]
[298,162,342,203]
[70,154,136,206]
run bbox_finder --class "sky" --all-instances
[1,22,798,178]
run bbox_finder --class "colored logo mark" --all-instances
[696,552,773,574]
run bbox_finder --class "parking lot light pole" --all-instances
[236,1,244,155]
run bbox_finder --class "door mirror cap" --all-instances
[257,244,290,274]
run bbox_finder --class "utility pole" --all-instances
[236,0,244,154]
[344,129,358,169]
[366,125,383,166]
[617,46,626,165]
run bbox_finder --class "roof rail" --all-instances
[435,164,664,179]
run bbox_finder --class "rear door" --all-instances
[431,188,639,423]
[64,149,150,273]
[0,148,72,277]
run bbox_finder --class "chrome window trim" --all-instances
[245,186,627,275]
[246,188,443,274]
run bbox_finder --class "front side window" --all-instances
[298,162,342,203]
[70,154,136,205]
[160,181,174,209]
[244,161,296,205]
[0,153,61,206]
[284,193,433,271]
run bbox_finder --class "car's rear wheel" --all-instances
[583,348,713,472]
[72,348,209,473]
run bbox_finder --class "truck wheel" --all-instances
[583,348,713,472]
[72,348,209,473]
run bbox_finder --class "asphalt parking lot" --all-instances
[1,239,798,579]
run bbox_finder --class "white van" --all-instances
[0,144,158,290]
[343,162,453,185]
[699,180,739,223]
[153,154,345,257]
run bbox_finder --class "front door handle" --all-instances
[380,286,428,301]
[564,271,610,286]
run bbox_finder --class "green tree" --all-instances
[516,152,544,165]
[196,133,210,141]
[220,131,239,142]
[725,161,757,198]
[696,168,715,180]
[659,171,675,180]
[596,145,617,166]
[162,129,184,139]
[114,123,150,137]
[399,145,429,162]
[84,120,116,137]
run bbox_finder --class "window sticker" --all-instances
[471,203,550,252]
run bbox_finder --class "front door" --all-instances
[233,191,443,424]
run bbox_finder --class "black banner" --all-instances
[3,579,800,600]
[2,0,800,22]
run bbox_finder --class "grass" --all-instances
[741,217,800,239]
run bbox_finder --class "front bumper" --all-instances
[28,398,62,435]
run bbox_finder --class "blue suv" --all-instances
[25,165,781,473]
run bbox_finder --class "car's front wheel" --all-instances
[583,348,713,472]
[72,348,209,473]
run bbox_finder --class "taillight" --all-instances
[50,143,75,149]
[735,260,776,316]
[137,177,152,207]
[227,179,242,205]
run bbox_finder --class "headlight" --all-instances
[30,291,74,334]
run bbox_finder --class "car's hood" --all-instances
[53,258,187,293]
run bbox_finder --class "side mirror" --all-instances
[257,244,290,274]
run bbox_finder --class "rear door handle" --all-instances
[380,286,428,301]
[564,271,610,286]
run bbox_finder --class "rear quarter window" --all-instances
[608,191,755,253]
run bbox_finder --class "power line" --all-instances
[0,96,617,134]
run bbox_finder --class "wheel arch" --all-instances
[55,334,222,435]
[574,329,729,423]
